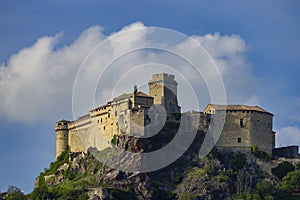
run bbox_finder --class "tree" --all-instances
[6,185,26,200]
[271,161,295,179]
[281,171,300,193]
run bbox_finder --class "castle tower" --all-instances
[132,85,138,108]
[148,73,181,114]
[55,120,70,159]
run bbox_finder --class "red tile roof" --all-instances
[207,104,273,115]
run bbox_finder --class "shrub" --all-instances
[6,186,26,200]
[296,161,300,171]
[232,152,246,170]
[179,192,198,200]
[43,146,70,176]
[252,144,273,161]
[281,171,300,193]
[272,161,295,179]
[108,188,137,200]
[172,112,181,120]
[254,179,275,198]
[111,134,117,145]
[252,144,259,155]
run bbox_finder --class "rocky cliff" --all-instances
[28,120,300,200]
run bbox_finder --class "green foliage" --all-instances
[226,168,238,182]
[44,146,70,176]
[172,112,181,120]
[232,152,247,169]
[38,175,46,188]
[272,161,295,179]
[281,171,300,193]
[215,174,230,184]
[5,185,26,200]
[251,144,259,155]
[179,192,198,200]
[187,167,206,178]
[33,188,49,200]
[108,188,138,200]
[93,162,103,174]
[254,179,275,199]
[232,179,276,200]
[30,173,90,200]
[111,134,117,145]
[152,188,176,200]
[214,150,246,170]
[173,172,183,184]
[296,161,300,171]
[251,145,273,161]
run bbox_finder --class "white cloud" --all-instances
[275,126,300,147]
[0,22,257,123]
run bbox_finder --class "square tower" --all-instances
[148,73,181,114]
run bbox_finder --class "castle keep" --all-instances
[55,73,275,158]
[204,104,275,153]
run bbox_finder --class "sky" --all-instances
[0,0,300,194]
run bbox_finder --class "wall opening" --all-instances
[240,118,244,127]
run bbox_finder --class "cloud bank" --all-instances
[0,22,256,123]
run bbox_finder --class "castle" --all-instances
[55,73,275,158]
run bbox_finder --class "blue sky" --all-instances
[0,0,300,194]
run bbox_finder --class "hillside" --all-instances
[23,125,300,200]
[3,120,300,200]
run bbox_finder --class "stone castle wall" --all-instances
[215,111,252,150]
[55,73,275,159]
[250,112,274,153]
[204,104,275,153]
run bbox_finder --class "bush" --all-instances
[254,179,275,198]
[43,146,70,176]
[111,134,117,145]
[252,144,259,155]
[172,112,181,120]
[281,171,300,193]
[272,161,295,179]
[179,192,198,200]
[6,186,26,200]
[296,161,300,171]
[108,188,137,200]
[233,152,247,169]
[251,144,272,161]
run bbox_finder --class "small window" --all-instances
[104,126,105,130]
[108,113,110,118]
[240,118,244,127]
[101,118,102,123]
[237,138,242,143]
[115,111,117,117]
[97,120,99,123]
